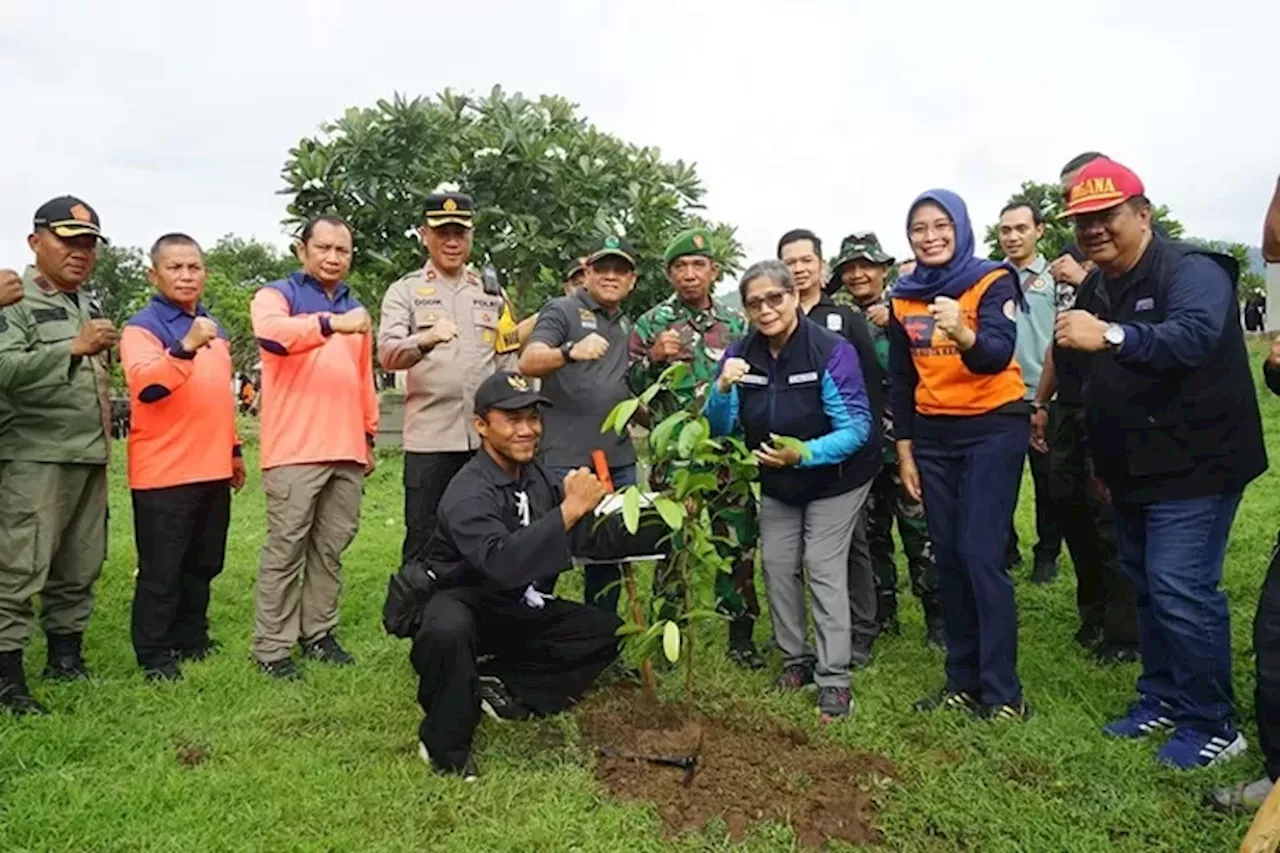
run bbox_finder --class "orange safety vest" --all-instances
[891,270,1024,417]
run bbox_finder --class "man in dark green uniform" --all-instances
[627,228,762,667]
[0,196,116,715]
[829,232,944,646]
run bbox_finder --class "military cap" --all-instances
[474,371,551,415]
[423,192,475,228]
[662,228,715,267]
[33,195,107,243]
[584,234,638,268]
[563,256,587,282]
[826,231,893,293]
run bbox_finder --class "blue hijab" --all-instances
[892,189,1017,303]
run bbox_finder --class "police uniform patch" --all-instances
[579,307,598,330]
[1002,299,1016,320]
[416,286,436,297]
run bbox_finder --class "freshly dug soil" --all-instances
[577,688,896,848]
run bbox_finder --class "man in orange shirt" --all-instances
[250,216,379,680]
[119,234,246,681]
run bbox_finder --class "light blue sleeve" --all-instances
[800,341,870,468]
[702,381,739,437]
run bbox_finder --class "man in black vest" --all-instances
[1055,158,1267,770]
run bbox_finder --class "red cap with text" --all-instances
[1062,158,1145,217]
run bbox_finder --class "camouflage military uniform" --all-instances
[830,234,941,639]
[627,290,758,611]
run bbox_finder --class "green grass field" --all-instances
[3,346,1280,852]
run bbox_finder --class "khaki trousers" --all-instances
[252,463,363,662]
[0,461,108,652]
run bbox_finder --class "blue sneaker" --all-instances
[1157,725,1246,770]
[1103,695,1175,739]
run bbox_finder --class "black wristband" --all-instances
[560,341,576,363]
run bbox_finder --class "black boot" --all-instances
[875,590,900,637]
[44,632,90,681]
[1,650,49,716]
[726,616,765,670]
[922,595,946,651]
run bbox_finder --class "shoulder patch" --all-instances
[1002,299,1016,321]
[825,313,843,332]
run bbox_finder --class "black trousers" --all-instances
[403,452,473,563]
[1007,440,1063,564]
[130,480,231,666]
[410,588,620,772]
[1255,531,1280,780]
[1047,403,1138,647]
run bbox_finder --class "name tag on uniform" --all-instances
[1135,297,1155,312]
[740,374,768,386]
[788,371,819,385]
[825,314,844,332]
[579,311,598,331]
[32,307,69,324]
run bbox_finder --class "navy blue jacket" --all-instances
[1074,238,1266,504]
[705,314,871,506]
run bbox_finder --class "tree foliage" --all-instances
[86,244,150,327]
[280,87,743,319]
[983,180,1184,262]
[1188,239,1268,298]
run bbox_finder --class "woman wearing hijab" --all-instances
[705,260,872,722]
[888,190,1031,721]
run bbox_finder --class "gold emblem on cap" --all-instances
[442,198,458,212]
[692,234,706,249]
[506,374,530,391]
[70,204,92,222]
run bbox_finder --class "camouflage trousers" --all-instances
[651,498,760,622]
[867,460,938,600]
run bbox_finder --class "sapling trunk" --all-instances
[682,548,695,716]
[622,563,658,703]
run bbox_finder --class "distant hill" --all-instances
[1248,245,1266,274]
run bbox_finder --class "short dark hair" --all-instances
[1000,202,1045,227]
[776,229,822,260]
[1127,194,1152,213]
[149,232,203,265]
[1059,151,1107,177]
[299,215,353,245]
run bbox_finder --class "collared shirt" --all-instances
[1013,255,1056,400]
[528,290,635,468]
[377,260,515,453]
[120,295,239,490]
[0,266,109,464]
[251,272,379,470]
[626,292,745,411]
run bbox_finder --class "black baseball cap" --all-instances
[33,195,107,243]
[423,192,475,228]
[474,371,551,415]
[563,256,587,281]
[584,234,638,268]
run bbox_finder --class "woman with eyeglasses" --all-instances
[888,189,1030,722]
[704,260,873,722]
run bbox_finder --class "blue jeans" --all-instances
[914,415,1027,707]
[1113,492,1242,730]
[550,464,636,615]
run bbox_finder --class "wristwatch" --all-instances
[1030,401,1047,414]
[1103,323,1126,352]
[560,340,577,363]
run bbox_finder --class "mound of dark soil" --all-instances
[577,688,896,848]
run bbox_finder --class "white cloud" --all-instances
[1,0,1276,280]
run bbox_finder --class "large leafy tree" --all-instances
[201,236,296,370]
[983,180,1184,262]
[86,244,150,327]
[279,87,743,319]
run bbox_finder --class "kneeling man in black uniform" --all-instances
[409,371,651,779]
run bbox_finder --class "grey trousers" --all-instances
[760,482,872,689]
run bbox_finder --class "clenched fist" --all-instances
[330,308,371,335]
[865,304,889,328]
[0,269,22,308]
[569,332,610,362]
[561,467,606,524]
[717,357,750,393]
[1050,254,1089,287]
[417,318,458,350]
[70,319,118,357]
[650,329,683,363]
[181,316,219,352]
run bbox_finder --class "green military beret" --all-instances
[662,228,715,267]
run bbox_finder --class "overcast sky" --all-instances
[1,0,1276,280]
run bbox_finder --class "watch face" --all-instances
[1104,325,1123,345]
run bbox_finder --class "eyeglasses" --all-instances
[744,290,788,314]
